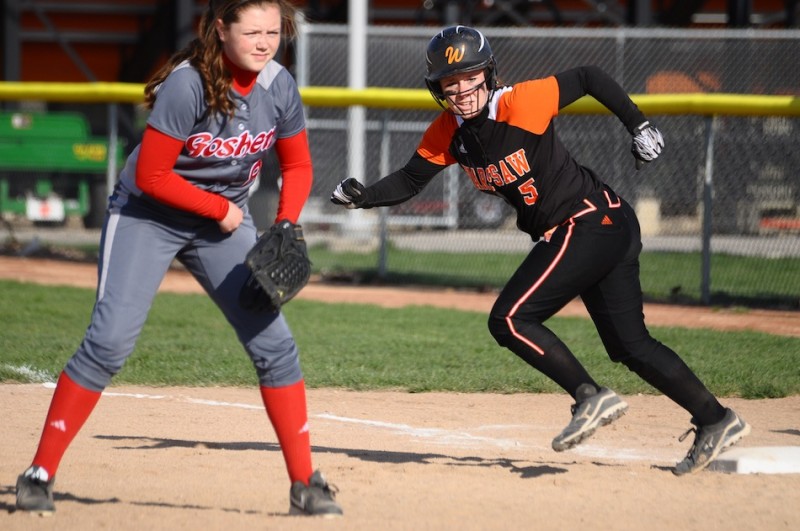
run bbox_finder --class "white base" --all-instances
[708,446,800,474]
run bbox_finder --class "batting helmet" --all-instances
[425,26,497,104]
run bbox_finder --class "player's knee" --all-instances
[614,339,687,383]
[249,339,302,387]
[606,334,660,365]
[256,359,302,387]
[64,344,122,391]
[487,312,513,346]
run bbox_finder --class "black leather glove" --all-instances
[239,220,310,313]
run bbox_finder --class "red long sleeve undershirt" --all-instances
[136,55,312,224]
[135,126,313,224]
[272,129,312,224]
[136,126,230,220]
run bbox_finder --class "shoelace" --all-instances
[678,426,696,443]
[678,427,701,461]
[322,481,340,498]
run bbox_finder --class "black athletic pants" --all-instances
[487,186,725,425]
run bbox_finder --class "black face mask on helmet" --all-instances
[424,25,498,109]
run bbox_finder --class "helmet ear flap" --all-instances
[485,57,497,91]
[426,78,447,108]
[425,77,443,99]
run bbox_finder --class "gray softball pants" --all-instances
[64,196,302,392]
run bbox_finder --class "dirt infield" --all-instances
[1,256,799,530]
[2,386,799,531]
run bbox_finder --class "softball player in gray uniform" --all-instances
[16,0,341,518]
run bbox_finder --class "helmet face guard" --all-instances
[425,26,497,108]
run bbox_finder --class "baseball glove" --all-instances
[239,219,311,313]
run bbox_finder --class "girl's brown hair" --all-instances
[143,0,298,117]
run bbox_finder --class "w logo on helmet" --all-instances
[445,45,465,64]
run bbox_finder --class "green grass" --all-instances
[1,280,798,398]
[639,251,800,306]
[308,245,800,309]
[27,241,798,309]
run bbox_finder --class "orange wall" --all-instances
[16,0,165,82]
[11,0,793,82]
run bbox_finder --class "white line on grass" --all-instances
[2,364,55,383]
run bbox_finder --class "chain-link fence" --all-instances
[3,25,796,309]
[275,25,799,309]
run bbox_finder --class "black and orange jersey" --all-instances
[356,65,647,240]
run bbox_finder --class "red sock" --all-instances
[31,371,102,478]
[260,380,313,485]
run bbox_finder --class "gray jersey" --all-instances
[115,59,305,213]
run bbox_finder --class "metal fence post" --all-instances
[377,111,391,278]
[106,103,118,200]
[701,115,717,305]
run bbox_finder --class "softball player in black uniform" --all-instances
[331,25,749,475]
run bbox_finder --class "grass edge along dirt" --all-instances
[0,280,797,398]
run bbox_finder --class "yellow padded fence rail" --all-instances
[0,82,798,116]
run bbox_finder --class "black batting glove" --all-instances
[330,178,366,209]
[631,121,664,170]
